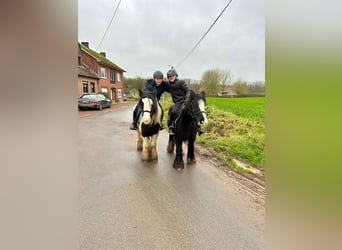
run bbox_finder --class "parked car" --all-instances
[78,93,112,110]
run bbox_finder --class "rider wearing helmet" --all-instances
[165,68,204,136]
[145,70,167,99]
[129,70,167,130]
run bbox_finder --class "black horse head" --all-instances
[185,90,208,126]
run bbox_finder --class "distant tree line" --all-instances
[197,68,265,97]
[124,77,146,92]
[124,68,265,97]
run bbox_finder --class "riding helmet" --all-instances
[153,70,163,79]
[167,69,178,78]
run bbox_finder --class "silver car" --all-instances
[78,93,112,110]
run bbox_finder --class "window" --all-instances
[96,94,105,100]
[101,88,107,93]
[110,69,115,82]
[82,81,88,93]
[100,67,107,78]
[118,89,122,98]
[117,73,121,82]
[90,82,95,93]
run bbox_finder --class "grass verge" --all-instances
[161,96,265,181]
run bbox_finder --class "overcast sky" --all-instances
[78,0,264,82]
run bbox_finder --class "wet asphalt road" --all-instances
[79,103,264,249]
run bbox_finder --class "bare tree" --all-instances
[219,69,233,96]
[184,78,202,92]
[200,68,220,96]
[248,81,265,96]
[232,79,248,96]
[201,68,234,96]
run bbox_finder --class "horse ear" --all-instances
[200,91,206,98]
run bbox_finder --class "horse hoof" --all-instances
[141,156,150,162]
[187,158,196,164]
[173,162,184,170]
[173,165,184,171]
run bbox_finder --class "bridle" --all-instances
[141,96,156,115]
[187,99,206,123]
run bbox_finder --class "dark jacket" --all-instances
[144,79,167,100]
[165,79,190,104]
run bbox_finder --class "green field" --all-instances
[161,96,265,179]
[207,97,265,124]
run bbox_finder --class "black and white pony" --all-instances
[167,90,208,170]
[136,89,162,161]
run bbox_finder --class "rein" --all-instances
[187,100,205,120]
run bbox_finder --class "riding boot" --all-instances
[168,110,175,135]
[130,105,139,130]
[130,122,137,130]
[160,108,164,130]
[169,111,181,135]
[130,115,138,130]
[168,120,175,135]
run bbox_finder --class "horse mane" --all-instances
[183,90,195,113]
[182,90,206,116]
[197,90,206,105]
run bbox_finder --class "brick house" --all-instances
[78,42,126,102]
[78,43,100,96]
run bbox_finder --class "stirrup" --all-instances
[168,126,175,135]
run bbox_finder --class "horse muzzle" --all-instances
[197,114,208,126]
[142,117,151,124]
[197,120,206,126]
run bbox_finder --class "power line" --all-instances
[96,0,123,50]
[175,0,233,68]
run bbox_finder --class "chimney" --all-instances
[81,42,89,48]
[100,52,106,57]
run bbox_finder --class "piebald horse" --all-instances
[136,89,162,161]
[167,90,208,170]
